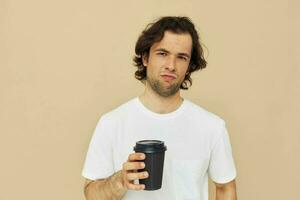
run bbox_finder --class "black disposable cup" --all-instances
[133,140,167,190]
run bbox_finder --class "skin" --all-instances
[215,180,237,200]
[84,31,237,200]
[139,30,192,114]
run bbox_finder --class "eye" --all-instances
[157,52,167,56]
[178,56,187,61]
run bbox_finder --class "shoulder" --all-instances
[184,99,228,143]
[98,97,137,123]
[184,99,226,127]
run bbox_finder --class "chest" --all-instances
[112,122,212,172]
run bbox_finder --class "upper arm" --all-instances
[82,116,115,180]
[208,121,237,183]
[214,179,236,190]
[84,178,94,193]
[214,179,237,200]
[84,179,94,188]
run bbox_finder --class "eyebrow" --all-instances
[155,48,190,58]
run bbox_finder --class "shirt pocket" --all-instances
[171,158,209,200]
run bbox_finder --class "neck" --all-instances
[139,83,184,114]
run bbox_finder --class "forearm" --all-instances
[84,171,127,200]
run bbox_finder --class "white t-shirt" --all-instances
[82,97,237,200]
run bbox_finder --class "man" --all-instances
[82,16,237,200]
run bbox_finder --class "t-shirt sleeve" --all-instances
[208,121,237,184]
[81,115,114,180]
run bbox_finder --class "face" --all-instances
[143,31,192,97]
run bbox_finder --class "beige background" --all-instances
[0,0,299,199]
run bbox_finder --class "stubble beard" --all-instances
[147,76,183,97]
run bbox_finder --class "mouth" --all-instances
[160,73,177,82]
[161,75,176,82]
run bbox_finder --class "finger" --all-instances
[128,153,146,161]
[126,171,149,181]
[126,183,145,190]
[123,162,145,171]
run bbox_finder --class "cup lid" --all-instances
[134,140,167,153]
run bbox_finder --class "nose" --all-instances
[164,55,176,71]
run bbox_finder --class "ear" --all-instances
[142,53,148,67]
[185,68,190,75]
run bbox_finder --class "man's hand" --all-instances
[84,152,148,200]
[121,152,149,190]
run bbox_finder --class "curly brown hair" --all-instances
[133,16,207,90]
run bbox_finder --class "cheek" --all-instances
[179,66,189,78]
[149,61,163,74]
[151,55,166,67]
